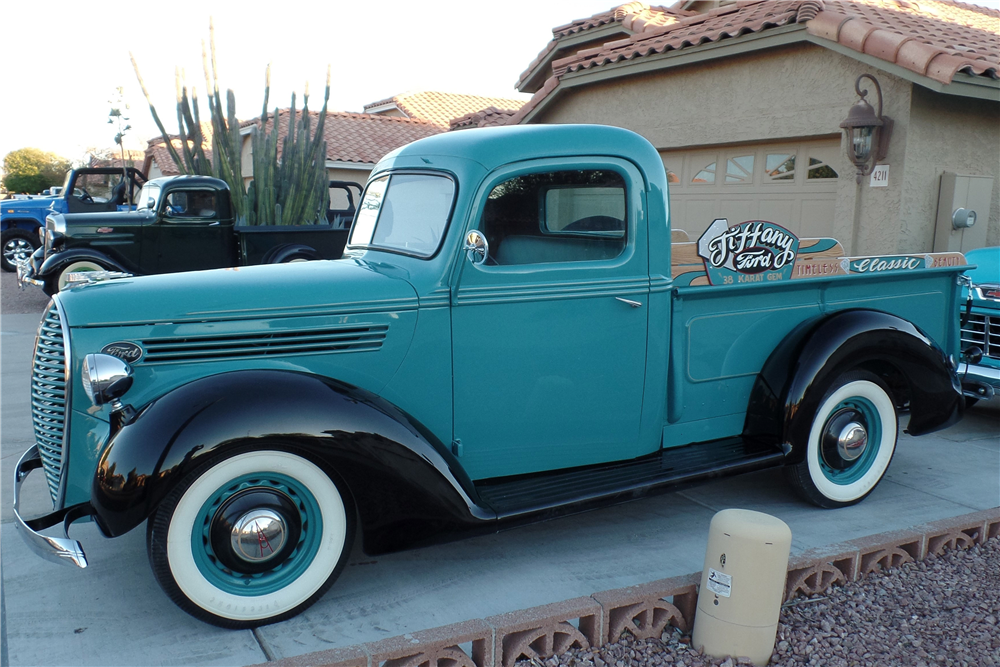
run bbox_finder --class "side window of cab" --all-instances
[162,190,220,221]
[480,170,626,265]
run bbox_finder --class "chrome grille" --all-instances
[31,302,69,504]
[961,312,999,360]
[139,324,389,364]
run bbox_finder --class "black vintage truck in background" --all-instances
[17,175,357,294]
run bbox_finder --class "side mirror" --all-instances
[463,230,490,266]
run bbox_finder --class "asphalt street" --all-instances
[1,269,998,667]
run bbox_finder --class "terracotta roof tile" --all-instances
[806,0,1000,84]
[143,138,215,177]
[520,0,997,118]
[554,1,805,78]
[551,2,693,38]
[363,91,525,128]
[517,3,694,88]
[251,110,443,165]
[448,106,520,131]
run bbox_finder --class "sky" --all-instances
[0,0,616,165]
[2,0,998,167]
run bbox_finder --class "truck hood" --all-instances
[2,198,55,214]
[56,259,418,327]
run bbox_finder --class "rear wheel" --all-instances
[786,370,898,508]
[147,448,354,628]
[1,229,39,272]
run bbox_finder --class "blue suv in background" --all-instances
[1,167,145,271]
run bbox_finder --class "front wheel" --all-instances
[147,449,354,628]
[45,260,107,295]
[786,370,898,508]
[1,229,40,273]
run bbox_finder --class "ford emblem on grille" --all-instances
[101,342,143,363]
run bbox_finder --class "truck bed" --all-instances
[663,250,965,448]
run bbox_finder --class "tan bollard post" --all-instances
[692,509,792,666]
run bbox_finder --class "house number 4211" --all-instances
[870,164,889,187]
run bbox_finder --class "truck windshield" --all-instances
[137,183,162,211]
[349,173,455,258]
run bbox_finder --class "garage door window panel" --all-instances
[807,157,839,180]
[693,161,717,185]
[766,154,796,182]
[725,155,755,184]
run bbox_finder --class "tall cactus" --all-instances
[131,21,330,226]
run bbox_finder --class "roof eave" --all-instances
[517,23,635,94]
[365,101,403,115]
[520,23,999,123]
[802,33,999,102]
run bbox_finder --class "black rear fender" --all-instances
[744,309,962,463]
[91,370,493,555]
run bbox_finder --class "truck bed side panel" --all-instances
[664,269,962,447]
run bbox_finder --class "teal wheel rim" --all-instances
[819,396,882,485]
[192,472,322,596]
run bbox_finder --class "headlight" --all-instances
[82,354,134,407]
[44,214,66,253]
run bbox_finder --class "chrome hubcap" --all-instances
[4,238,33,263]
[836,421,868,461]
[230,509,287,564]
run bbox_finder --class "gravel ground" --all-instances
[525,537,1000,667]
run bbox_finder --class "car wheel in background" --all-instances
[1,229,40,273]
[48,260,106,295]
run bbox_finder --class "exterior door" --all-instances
[150,188,235,273]
[451,159,649,481]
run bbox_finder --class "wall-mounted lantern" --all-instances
[840,74,894,184]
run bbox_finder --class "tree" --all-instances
[108,86,133,170]
[2,148,72,194]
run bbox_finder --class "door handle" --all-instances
[615,297,643,308]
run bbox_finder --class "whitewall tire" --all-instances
[787,371,898,508]
[147,449,354,628]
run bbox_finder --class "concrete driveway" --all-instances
[1,270,997,667]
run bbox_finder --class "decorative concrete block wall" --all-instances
[254,507,1000,667]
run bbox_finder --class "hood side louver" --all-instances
[140,324,389,364]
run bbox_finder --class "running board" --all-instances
[476,437,785,521]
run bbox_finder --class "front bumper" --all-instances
[959,362,999,400]
[15,256,44,289]
[13,446,92,568]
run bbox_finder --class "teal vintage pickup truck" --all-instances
[13,125,969,628]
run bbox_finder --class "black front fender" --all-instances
[263,244,320,264]
[744,309,963,463]
[38,248,130,278]
[91,370,494,555]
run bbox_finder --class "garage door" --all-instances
[660,139,841,240]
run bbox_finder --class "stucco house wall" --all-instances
[529,43,955,255]
[901,86,1000,250]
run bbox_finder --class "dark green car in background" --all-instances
[17,175,356,294]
